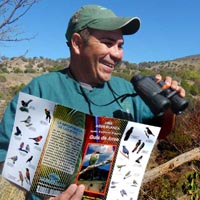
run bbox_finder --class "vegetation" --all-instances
[0,54,200,199]
[0,75,6,82]
[182,172,200,200]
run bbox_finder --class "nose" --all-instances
[110,45,123,60]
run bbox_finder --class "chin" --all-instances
[103,76,111,83]
[97,72,112,84]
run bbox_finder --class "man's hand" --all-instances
[155,74,186,139]
[48,184,85,200]
[155,74,185,97]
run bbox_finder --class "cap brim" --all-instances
[88,17,140,35]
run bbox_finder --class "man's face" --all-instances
[79,29,124,86]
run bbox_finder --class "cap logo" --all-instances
[72,12,80,23]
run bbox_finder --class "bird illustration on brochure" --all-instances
[2,92,161,200]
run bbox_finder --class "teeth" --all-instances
[102,62,114,68]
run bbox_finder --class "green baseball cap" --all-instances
[65,5,140,42]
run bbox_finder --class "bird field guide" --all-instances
[2,92,161,200]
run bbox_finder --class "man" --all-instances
[0,4,185,200]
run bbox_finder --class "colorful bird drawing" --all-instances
[89,151,101,180]
[18,171,24,186]
[14,126,22,136]
[29,135,43,145]
[132,139,141,152]
[8,155,18,164]
[26,155,33,163]
[89,151,101,166]
[25,168,31,185]
[124,127,134,141]
[19,142,25,151]
[44,108,51,123]
[121,145,129,158]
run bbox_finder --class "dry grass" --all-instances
[0,73,38,87]
[0,175,25,200]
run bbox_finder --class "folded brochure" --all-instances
[2,92,160,199]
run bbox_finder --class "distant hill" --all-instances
[0,54,200,73]
[143,54,200,71]
[0,56,70,73]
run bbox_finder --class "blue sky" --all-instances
[1,0,200,63]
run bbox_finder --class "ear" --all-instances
[71,33,83,54]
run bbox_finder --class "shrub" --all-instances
[0,75,7,82]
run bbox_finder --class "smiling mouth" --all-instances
[101,61,115,68]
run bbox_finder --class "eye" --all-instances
[118,43,124,50]
[101,40,113,47]
[102,40,124,49]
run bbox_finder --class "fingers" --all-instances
[48,184,85,200]
[58,184,78,199]
[155,74,162,82]
[164,76,185,97]
[71,184,85,200]
[155,75,185,97]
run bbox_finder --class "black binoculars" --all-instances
[131,74,189,116]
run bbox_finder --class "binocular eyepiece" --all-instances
[131,75,189,116]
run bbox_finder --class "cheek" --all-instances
[121,50,124,58]
[118,49,124,59]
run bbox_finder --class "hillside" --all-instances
[144,54,200,70]
[1,54,200,73]
[0,54,200,199]
[0,56,70,73]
